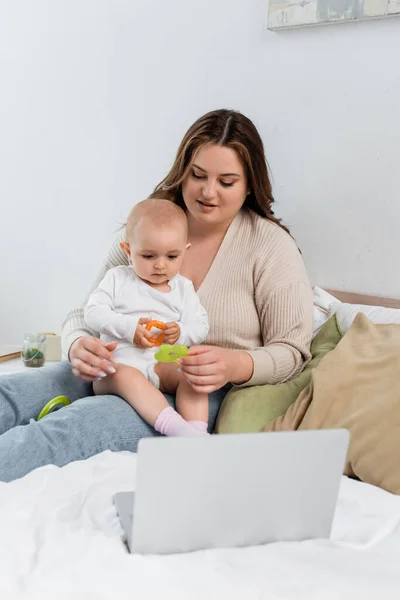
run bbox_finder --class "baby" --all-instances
[84,199,210,437]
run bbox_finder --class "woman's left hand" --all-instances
[178,346,232,393]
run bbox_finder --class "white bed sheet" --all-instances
[1,450,400,600]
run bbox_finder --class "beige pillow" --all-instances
[264,313,400,495]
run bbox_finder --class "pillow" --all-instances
[335,303,400,335]
[313,286,341,337]
[312,286,400,338]
[215,315,342,434]
[264,314,400,495]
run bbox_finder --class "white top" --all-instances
[84,266,209,351]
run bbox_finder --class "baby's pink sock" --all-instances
[189,420,208,434]
[154,407,209,437]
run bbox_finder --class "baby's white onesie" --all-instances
[84,266,209,388]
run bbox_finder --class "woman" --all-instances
[0,109,313,482]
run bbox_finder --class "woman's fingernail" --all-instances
[176,368,182,374]
[106,366,116,374]
[98,371,107,378]
[177,359,182,365]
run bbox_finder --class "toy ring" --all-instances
[155,344,188,363]
[145,320,166,346]
[37,395,71,421]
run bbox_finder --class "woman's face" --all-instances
[181,143,248,229]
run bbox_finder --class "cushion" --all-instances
[312,286,400,338]
[215,315,342,434]
[313,286,341,337]
[335,303,400,335]
[264,314,400,495]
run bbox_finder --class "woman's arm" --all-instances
[179,280,313,393]
[238,228,313,387]
[61,229,128,358]
[245,279,313,387]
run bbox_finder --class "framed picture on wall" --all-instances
[267,0,400,30]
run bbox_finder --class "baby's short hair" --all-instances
[125,199,188,241]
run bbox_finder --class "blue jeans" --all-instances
[0,361,229,482]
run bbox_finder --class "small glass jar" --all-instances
[22,333,46,368]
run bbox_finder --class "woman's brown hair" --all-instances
[150,109,290,234]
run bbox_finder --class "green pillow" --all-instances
[215,315,342,434]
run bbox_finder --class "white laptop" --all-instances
[114,429,349,555]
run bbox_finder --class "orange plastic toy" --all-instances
[145,320,166,346]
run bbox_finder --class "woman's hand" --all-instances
[178,346,254,394]
[69,336,119,382]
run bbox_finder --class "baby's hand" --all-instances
[163,322,180,345]
[134,318,154,348]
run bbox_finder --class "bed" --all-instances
[1,289,400,599]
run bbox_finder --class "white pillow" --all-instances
[312,286,341,337]
[312,286,400,337]
[335,303,400,335]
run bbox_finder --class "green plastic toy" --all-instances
[37,395,71,421]
[154,344,188,363]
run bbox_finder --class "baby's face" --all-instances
[128,222,188,288]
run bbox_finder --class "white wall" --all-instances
[1,0,399,344]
